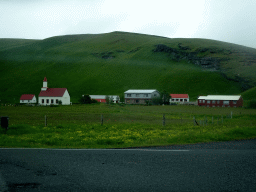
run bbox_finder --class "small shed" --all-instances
[20,94,37,104]
[170,94,189,103]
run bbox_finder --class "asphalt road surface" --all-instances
[0,139,256,192]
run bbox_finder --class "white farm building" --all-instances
[20,94,37,104]
[38,77,70,105]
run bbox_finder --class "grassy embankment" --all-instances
[1,31,255,103]
[0,104,255,148]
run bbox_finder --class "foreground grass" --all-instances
[1,123,255,149]
[0,104,256,148]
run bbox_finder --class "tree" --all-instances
[161,90,170,105]
[80,94,92,104]
[119,95,124,103]
[105,95,110,104]
[152,96,162,105]
[109,96,114,104]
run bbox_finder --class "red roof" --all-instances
[43,77,47,82]
[170,94,189,98]
[20,94,35,100]
[39,88,67,97]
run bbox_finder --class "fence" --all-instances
[40,111,234,127]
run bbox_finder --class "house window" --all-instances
[126,99,130,103]
[136,100,139,103]
[207,100,211,104]
[180,99,183,102]
[212,100,216,104]
[217,100,220,104]
[22,100,24,103]
[144,94,148,97]
[46,99,49,104]
[223,100,229,105]
[127,94,131,97]
[184,99,187,102]
[176,99,179,101]
[136,94,140,97]
[56,99,58,104]
[42,99,44,103]
[202,100,205,103]
[51,99,54,104]
[233,100,237,104]
[172,99,175,101]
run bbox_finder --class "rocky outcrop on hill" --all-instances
[153,44,222,70]
[153,44,255,91]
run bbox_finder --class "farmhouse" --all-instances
[124,89,160,104]
[89,95,120,103]
[38,77,70,105]
[20,94,37,104]
[198,95,243,107]
[170,94,189,103]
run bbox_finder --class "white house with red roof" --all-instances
[170,94,189,103]
[38,77,70,105]
[20,94,37,104]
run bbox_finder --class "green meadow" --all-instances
[1,31,256,104]
[0,104,255,148]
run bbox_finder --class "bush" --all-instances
[247,100,256,109]
[80,94,92,104]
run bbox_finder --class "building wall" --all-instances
[198,98,243,107]
[62,90,70,105]
[38,90,70,105]
[170,98,189,103]
[125,99,151,104]
[125,91,160,104]
[20,96,37,104]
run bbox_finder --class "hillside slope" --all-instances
[0,31,255,103]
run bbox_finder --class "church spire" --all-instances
[41,77,48,91]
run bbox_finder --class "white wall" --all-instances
[170,98,190,103]
[38,90,70,105]
[20,96,37,104]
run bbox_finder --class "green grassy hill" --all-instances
[0,31,256,103]
[241,86,256,100]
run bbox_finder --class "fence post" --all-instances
[101,114,103,126]
[45,115,47,127]
[163,114,165,126]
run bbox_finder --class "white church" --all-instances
[38,77,70,105]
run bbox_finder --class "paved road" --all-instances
[0,139,256,192]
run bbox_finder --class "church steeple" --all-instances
[41,77,48,91]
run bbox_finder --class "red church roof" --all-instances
[170,94,189,98]
[39,88,67,97]
[20,94,35,100]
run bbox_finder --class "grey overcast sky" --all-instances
[1,0,256,48]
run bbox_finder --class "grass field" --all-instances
[0,104,255,148]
